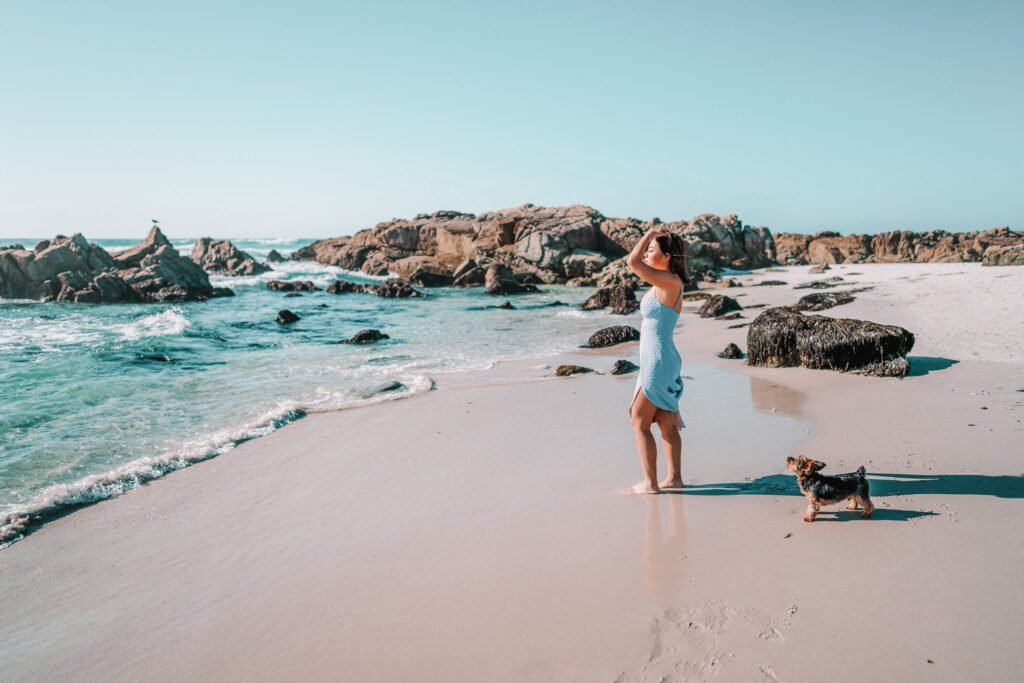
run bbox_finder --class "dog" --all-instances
[785,456,874,522]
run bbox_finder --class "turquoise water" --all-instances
[0,238,629,546]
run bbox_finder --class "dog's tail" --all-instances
[856,465,867,479]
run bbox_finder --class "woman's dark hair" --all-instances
[655,232,693,286]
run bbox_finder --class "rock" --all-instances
[361,380,405,398]
[719,343,743,359]
[452,265,487,287]
[267,280,321,292]
[683,292,713,301]
[284,292,302,298]
[793,292,856,311]
[594,257,642,288]
[408,266,454,287]
[702,272,719,283]
[611,360,639,375]
[581,284,639,315]
[808,264,831,274]
[276,310,300,325]
[498,300,514,309]
[326,280,368,294]
[720,278,743,287]
[756,280,787,286]
[698,295,742,318]
[982,244,1024,266]
[746,307,915,378]
[266,249,284,263]
[562,249,610,279]
[113,228,234,302]
[794,280,839,290]
[340,329,390,344]
[556,364,594,377]
[716,312,744,320]
[190,238,271,276]
[374,279,425,298]
[484,264,539,295]
[583,325,640,348]
[0,244,24,251]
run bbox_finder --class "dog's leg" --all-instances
[859,496,874,518]
[803,502,819,523]
[846,496,858,511]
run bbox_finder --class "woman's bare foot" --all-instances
[658,477,684,489]
[628,481,661,494]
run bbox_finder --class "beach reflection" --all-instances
[748,375,806,418]
[642,495,687,600]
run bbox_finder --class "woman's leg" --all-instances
[628,389,661,494]
[653,409,683,488]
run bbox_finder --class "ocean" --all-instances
[0,237,631,546]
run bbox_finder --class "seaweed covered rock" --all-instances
[583,325,640,348]
[746,307,915,377]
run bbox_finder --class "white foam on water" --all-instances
[120,308,191,340]
[0,374,436,549]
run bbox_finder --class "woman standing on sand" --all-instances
[625,227,692,494]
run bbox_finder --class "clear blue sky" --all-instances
[1,1,1021,239]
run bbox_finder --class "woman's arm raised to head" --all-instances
[626,228,684,290]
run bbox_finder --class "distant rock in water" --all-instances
[276,310,300,325]
[0,228,233,303]
[698,295,742,318]
[0,244,25,251]
[374,279,426,298]
[556,364,594,377]
[610,359,639,375]
[746,307,914,378]
[326,280,368,294]
[581,284,639,315]
[266,249,284,263]
[793,292,856,311]
[498,300,515,309]
[267,280,321,292]
[719,343,743,359]
[190,238,271,276]
[583,325,640,348]
[340,329,390,344]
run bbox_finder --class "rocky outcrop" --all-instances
[324,278,425,298]
[746,307,915,378]
[266,249,284,263]
[291,204,774,285]
[775,227,1023,265]
[583,325,640,348]
[793,292,856,311]
[581,284,639,314]
[484,264,539,295]
[0,229,233,303]
[190,238,271,276]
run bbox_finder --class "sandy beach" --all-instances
[2,263,1022,682]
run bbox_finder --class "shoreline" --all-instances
[1,263,1022,681]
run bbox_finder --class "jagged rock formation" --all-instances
[291,204,774,285]
[0,228,233,303]
[775,227,1023,265]
[982,244,1024,266]
[746,307,915,378]
[190,238,271,276]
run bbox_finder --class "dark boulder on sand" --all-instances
[698,295,742,318]
[556,364,594,377]
[581,284,639,314]
[611,360,639,375]
[746,306,915,378]
[718,343,744,359]
[583,325,640,348]
[340,329,390,344]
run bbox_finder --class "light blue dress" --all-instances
[628,284,685,426]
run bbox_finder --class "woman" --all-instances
[625,227,692,494]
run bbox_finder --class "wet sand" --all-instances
[1,263,1022,682]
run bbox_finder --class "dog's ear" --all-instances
[809,460,827,472]
[786,456,796,466]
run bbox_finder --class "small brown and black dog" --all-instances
[786,456,874,522]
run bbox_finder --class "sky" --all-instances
[1,1,1021,239]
